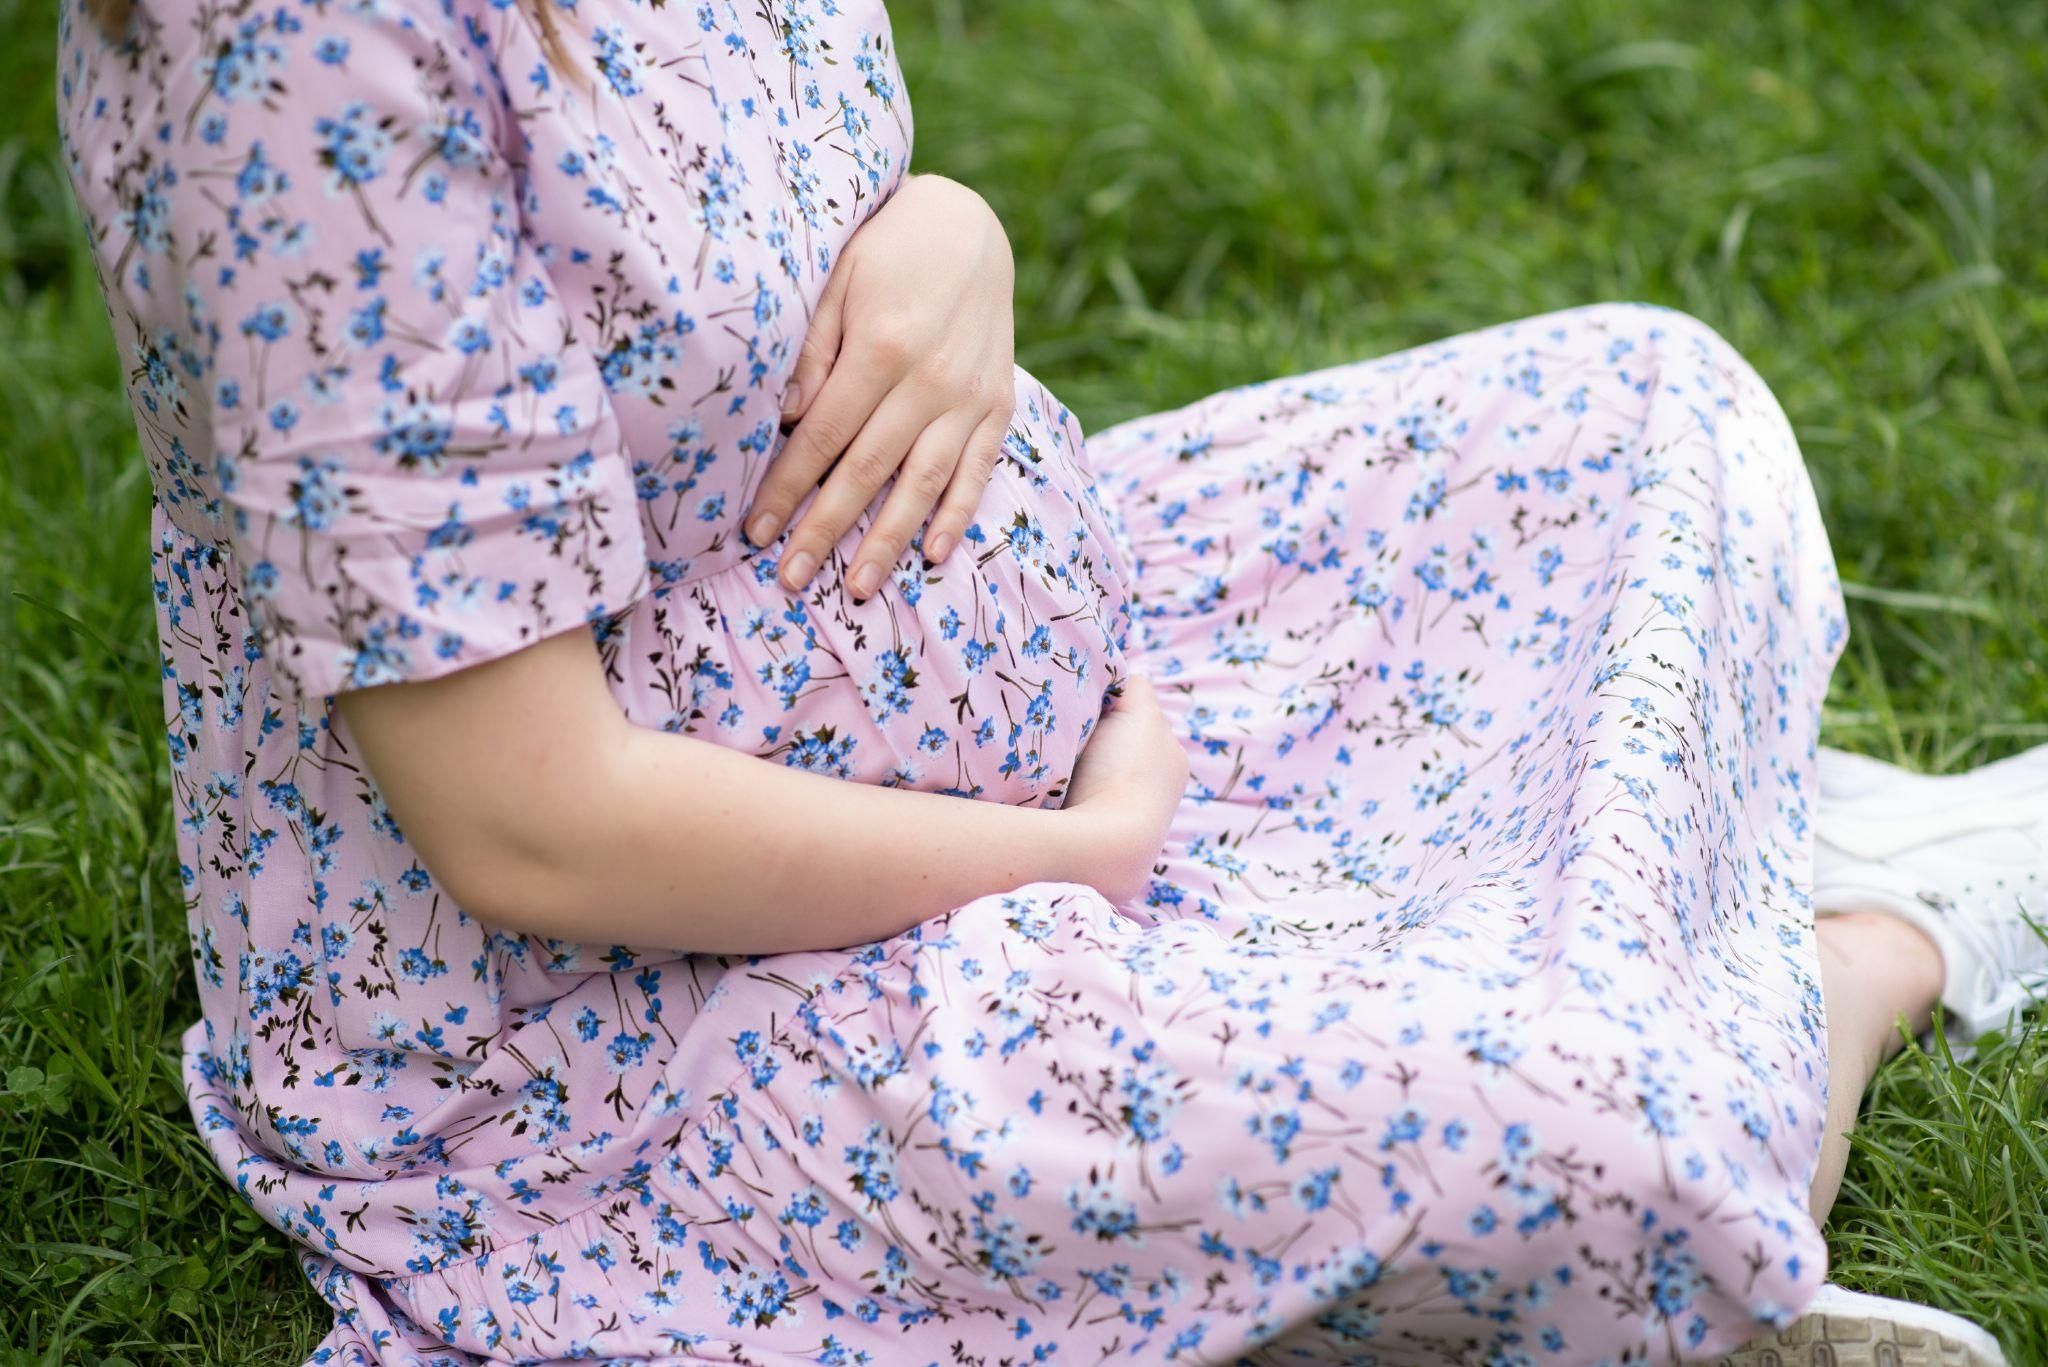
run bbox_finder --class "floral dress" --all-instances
[59,0,1846,1363]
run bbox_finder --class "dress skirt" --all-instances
[283,303,1846,1366]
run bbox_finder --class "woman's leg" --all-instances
[1734,734,2048,1364]
[1806,740,2048,1223]
[1810,910,1942,1218]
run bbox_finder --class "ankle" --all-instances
[1816,908,1945,1031]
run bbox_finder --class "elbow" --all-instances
[333,632,637,938]
[418,825,586,940]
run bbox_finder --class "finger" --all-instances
[779,389,934,593]
[846,413,977,600]
[746,360,884,550]
[921,406,1009,566]
[1117,672,1158,712]
[781,260,849,425]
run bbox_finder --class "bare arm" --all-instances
[336,627,1187,953]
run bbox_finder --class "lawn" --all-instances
[2,0,2044,1360]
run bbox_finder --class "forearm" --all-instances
[337,627,1118,954]
[491,726,1103,953]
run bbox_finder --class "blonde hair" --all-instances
[83,0,135,36]
[82,0,576,71]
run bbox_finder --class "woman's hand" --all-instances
[745,174,1016,601]
[338,629,1180,954]
[1062,675,1191,904]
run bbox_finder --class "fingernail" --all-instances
[780,381,803,417]
[849,561,883,600]
[781,549,817,590]
[924,531,954,563]
[747,512,782,546]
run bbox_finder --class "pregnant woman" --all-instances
[59,0,2047,1362]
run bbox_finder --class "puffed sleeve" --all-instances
[104,5,647,702]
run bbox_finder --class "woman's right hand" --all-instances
[1062,674,1190,904]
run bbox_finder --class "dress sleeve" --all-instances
[134,7,647,702]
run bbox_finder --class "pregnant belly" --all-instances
[609,367,1136,807]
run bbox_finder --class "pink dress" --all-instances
[61,0,1845,1362]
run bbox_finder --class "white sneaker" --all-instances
[1818,742,2048,813]
[1812,744,2048,1041]
[1713,1283,2008,1365]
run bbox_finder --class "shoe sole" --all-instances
[1711,1303,2008,1367]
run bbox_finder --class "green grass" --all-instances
[2,0,2044,1359]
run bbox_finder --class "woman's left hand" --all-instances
[744,174,1016,601]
